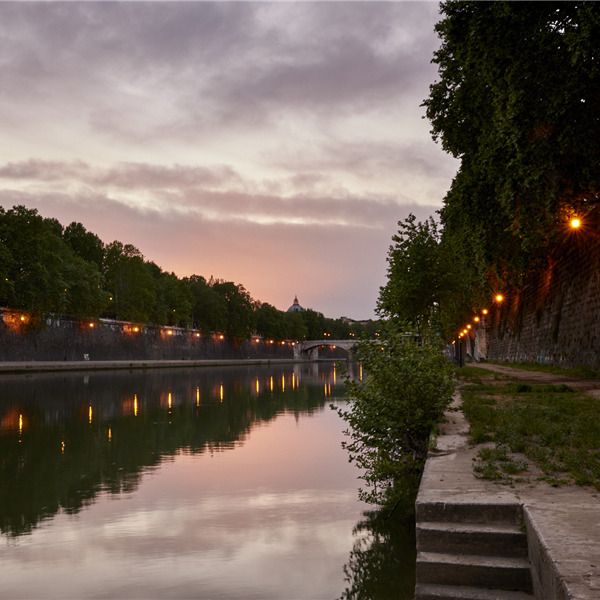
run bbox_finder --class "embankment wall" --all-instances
[467,213,600,369]
[0,313,295,362]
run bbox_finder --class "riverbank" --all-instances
[415,364,600,599]
[0,358,319,375]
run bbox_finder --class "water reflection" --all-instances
[0,361,415,599]
[340,510,416,600]
[0,363,353,539]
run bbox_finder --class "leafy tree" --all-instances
[147,263,192,326]
[184,275,227,333]
[425,1,600,285]
[281,310,308,340]
[63,222,105,269]
[0,208,15,305]
[337,322,454,509]
[378,214,453,335]
[212,280,256,340]
[329,318,351,339]
[62,256,107,318]
[103,241,155,322]
[300,308,327,340]
[255,302,286,340]
[0,206,74,314]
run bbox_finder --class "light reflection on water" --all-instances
[0,362,415,599]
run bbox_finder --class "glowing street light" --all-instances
[474,316,480,323]
[482,309,488,315]
[495,294,504,303]
[570,217,581,229]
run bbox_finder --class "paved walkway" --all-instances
[418,363,600,599]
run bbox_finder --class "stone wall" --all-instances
[0,313,295,362]
[470,211,600,369]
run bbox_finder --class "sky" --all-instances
[0,1,458,320]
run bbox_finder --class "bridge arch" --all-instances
[294,339,358,360]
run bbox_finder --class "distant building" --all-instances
[287,295,304,312]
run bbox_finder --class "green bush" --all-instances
[336,323,455,509]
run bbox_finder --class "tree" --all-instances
[211,280,255,340]
[378,214,452,334]
[255,302,286,340]
[337,321,454,508]
[63,222,105,269]
[147,263,191,326]
[62,256,107,318]
[281,310,308,341]
[425,1,600,285]
[103,242,155,322]
[0,206,75,314]
[300,308,326,340]
[184,275,227,333]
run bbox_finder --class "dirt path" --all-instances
[469,362,600,399]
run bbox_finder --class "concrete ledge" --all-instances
[0,358,306,374]
[415,583,536,600]
[416,389,600,600]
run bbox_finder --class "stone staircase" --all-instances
[415,501,534,600]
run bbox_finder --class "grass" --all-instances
[456,366,600,490]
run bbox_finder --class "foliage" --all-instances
[337,322,455,508]
[378,213,486,341]
[255,302,287,340]
[378,215,446,328]
[63,221,105,268]
[0,205,105,317]
[425,1,600,293]
[281,309,308,341]
[147,263,192,327]
[103,241,156,322]
[212,280,256,341]
[184,275,226,333]
[458,368,600,489]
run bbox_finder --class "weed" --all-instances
[456,367,600,489]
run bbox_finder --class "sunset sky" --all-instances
[0,1,458,320]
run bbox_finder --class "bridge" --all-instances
[294,339,358,360]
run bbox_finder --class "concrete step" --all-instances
[416,552,533,592]
[415,583,534,600]
[417,521,528,558]
[416,501,523,526]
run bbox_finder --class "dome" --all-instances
[287,295,304,312]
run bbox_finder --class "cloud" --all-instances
[0,158,414,227]
[0,1,456,319]
[0,2,442,141]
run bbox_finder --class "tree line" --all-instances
[0,205,379,341]
[379,1,600,340]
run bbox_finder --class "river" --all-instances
[0,362,415,599]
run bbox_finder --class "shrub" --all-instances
[336,322,455,509]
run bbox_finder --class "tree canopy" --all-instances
[426,1,600,287]
[381,2,600,340]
